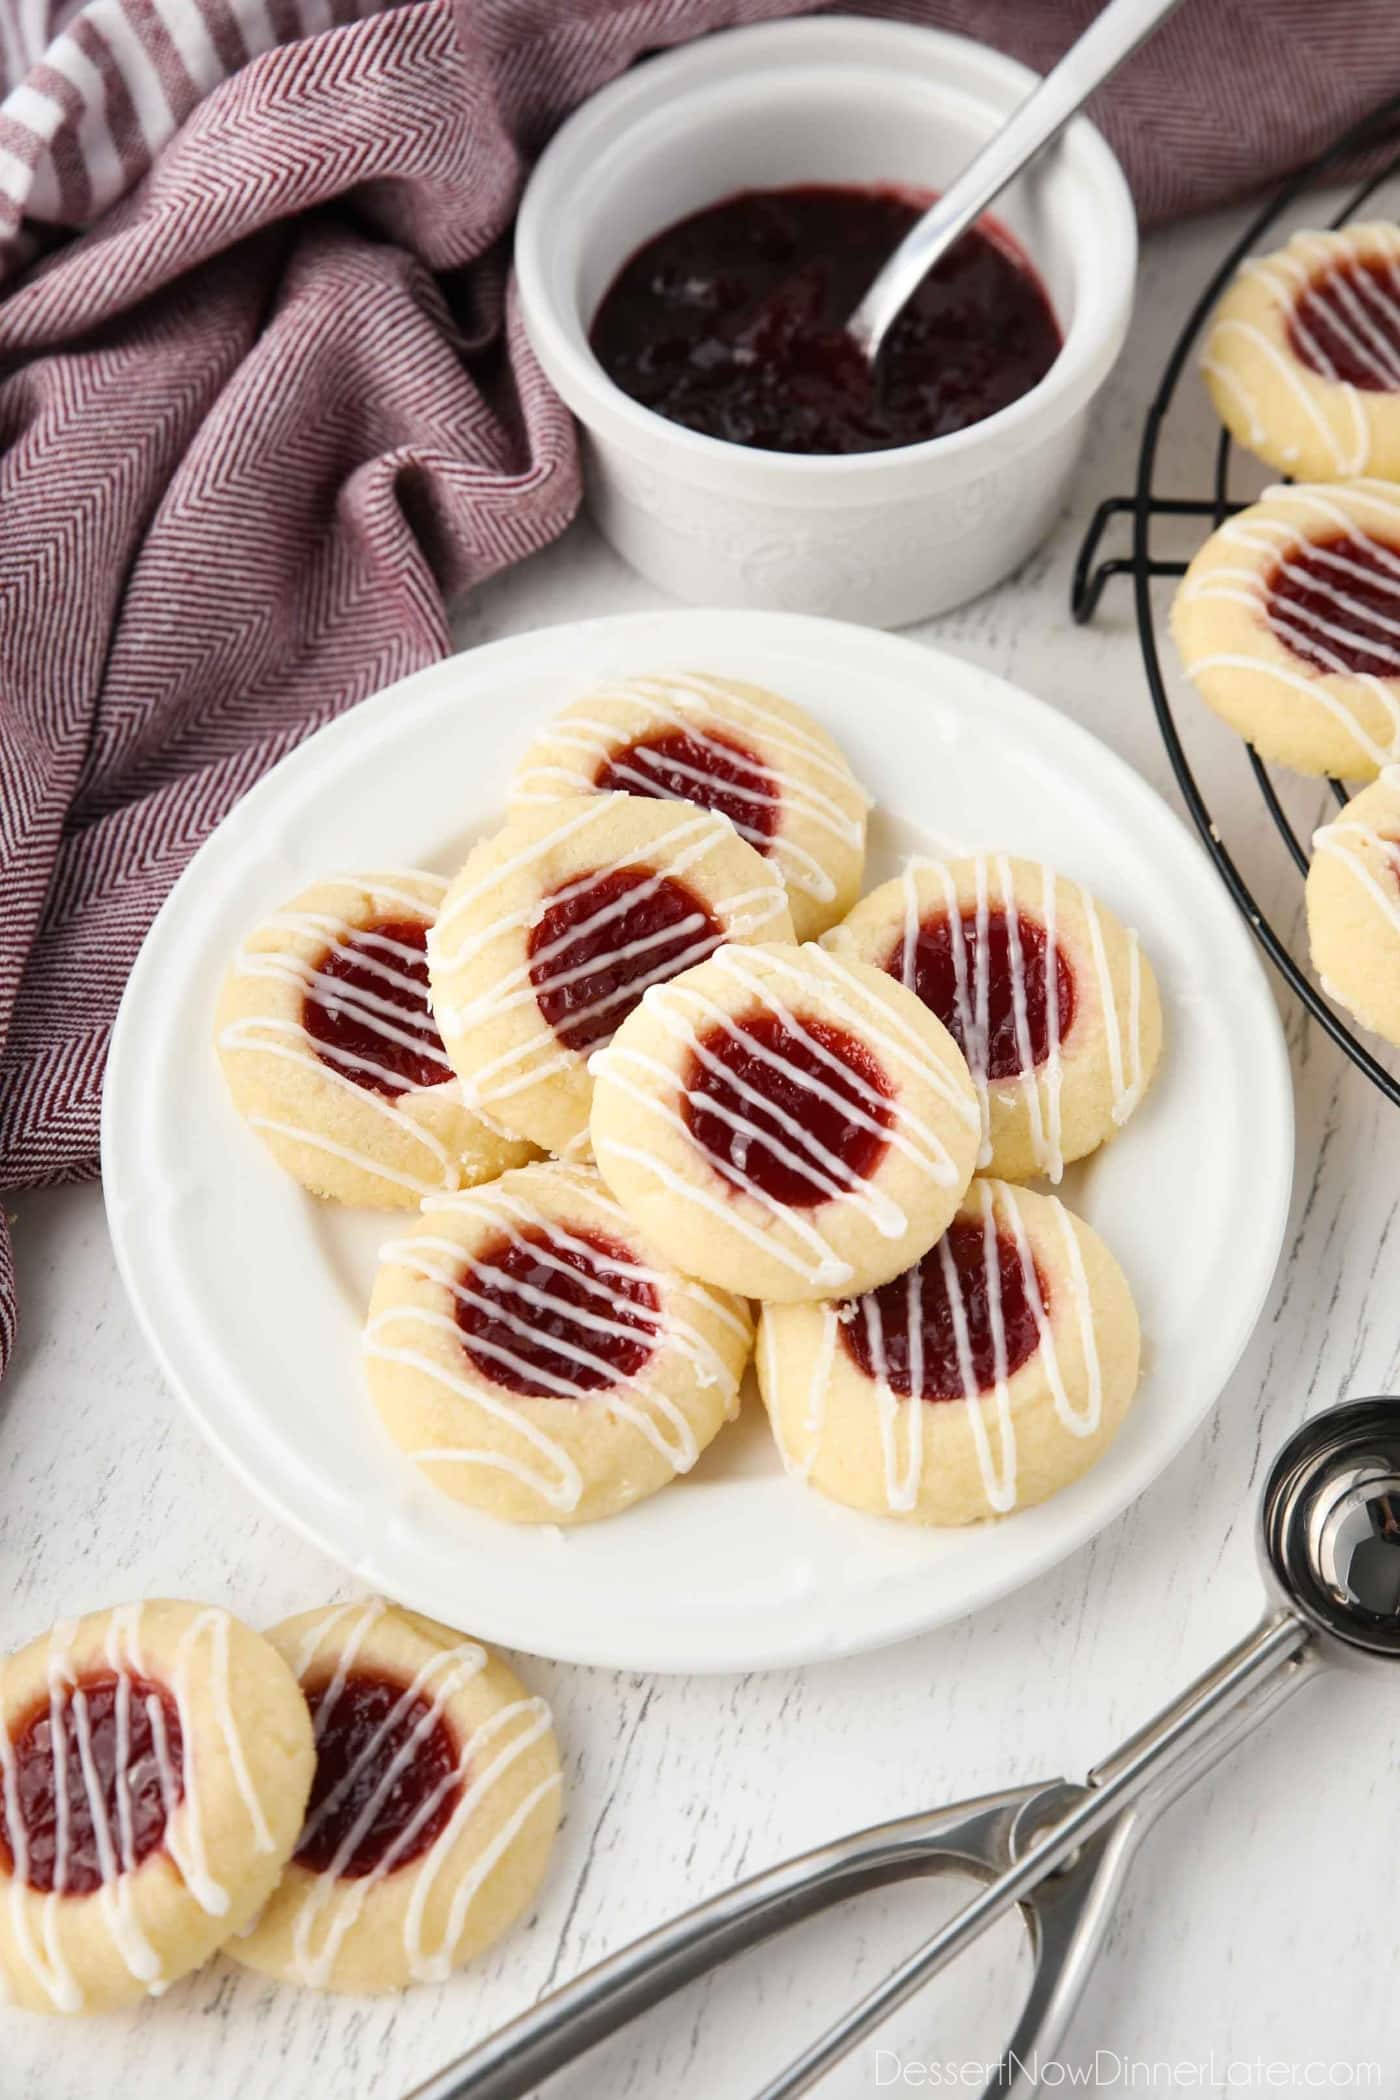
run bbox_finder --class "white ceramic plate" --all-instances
[102,612,1293,1674]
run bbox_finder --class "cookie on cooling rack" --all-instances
[365,1159,753,1524]
[1202,225,1400,481]
[508,672,870,942]
[1307,766,1400,1047]
[823,855,1161,1183]
[588,941,980,1304]
[1172,481,1400,779]
[757,1181,1140,1526]
[0,1602,313,2014]
[215,870,537,1208]
[426,797,794,1156]
[229,1602,560,1993]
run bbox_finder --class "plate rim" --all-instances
[101,609,1295,1673]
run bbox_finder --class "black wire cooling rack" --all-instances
[1071,92,1400,1110]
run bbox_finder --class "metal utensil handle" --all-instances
[847,0,1183,361]
[752,1610,1312,2100]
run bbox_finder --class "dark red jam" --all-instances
[1265,534,1400,678]
[1289,260,1400,390]
[841,1220,1045,1399]
[596,730,779,854]
[297,1670,460,1879]
[0,1673,182,1895]
[684,1012,892,1207]
[885,909,1075,1080]
[589,184,1061,456]
[304,917,453,1095]
[456,1226,660,1397]
[528,867,723,1052]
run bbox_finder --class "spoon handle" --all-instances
[848,0,1183,362]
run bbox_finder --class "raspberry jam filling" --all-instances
[596,730,779,854]
[456,1227,661,1398]
[885,910,1075,1081]
[684,1013,892,1208]
[304,917,453,1095]
[841,1220,1045,1399]
[297,1670,460,1880]
[1265,535,1400,678]
[528,867,723,1053]
[0,1672,183,1895]
[1289,260,1400,391]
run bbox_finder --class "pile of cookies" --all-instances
[217,672,1163,1530]
[0,1597,559,2013]
[1173,221,1400,1050]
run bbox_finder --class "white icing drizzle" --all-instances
[512,672,869,905]
[591,945,978,1293]
[429,801,789,1118]
[366,1177,741,1511]
[0,1606,269,2011]
[278,1603,560,1987]
[816,1181,1102,1517]
[1312,764,1400,941]
[1180,483,1400,768]
[886,857,1143,1178]
[219,871,495,1192]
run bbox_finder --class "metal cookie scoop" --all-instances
[405,1396,1400,2100]
[846,0,1182,366]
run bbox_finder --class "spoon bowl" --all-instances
[1259,1396,1400,1658]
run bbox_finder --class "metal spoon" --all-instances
[847,0,1184,365]
[404,1395,1400,2100]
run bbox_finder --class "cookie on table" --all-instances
[216,870,537,1209]
[589,941,980,1304]
[823,855,1161,1184]
[366,1159,753,1525]
[1307,766,1400,1046]
[1201,225,1400,481]
[757,1180,1140,1526]
[1172,482,1400,779]
[228,1602,560,1993]
[508,672,870,941]
[426,796,794,1156]
[0,1601,313,2014]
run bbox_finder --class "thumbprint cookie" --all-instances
[216,870,537,1209]
[0,1601,314,2014]
[228,1602,560,1993]
[1172,482,1400,778]
[757,1181,1140,1526]
[508,672,870,941]
[1202,225,1400,482]
[1307,766,1400,1046]
[823,856,1161,1183]
[365,1159,753,1524]
[589,942,980,1304]
[427,797,794,1155]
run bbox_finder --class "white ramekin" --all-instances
[515,17,1137,628]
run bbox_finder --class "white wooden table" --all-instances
[6,197,1398,2098]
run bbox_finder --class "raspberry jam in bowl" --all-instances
[516,18,1135,625]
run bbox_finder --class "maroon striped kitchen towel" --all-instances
[2,0,1398,1380]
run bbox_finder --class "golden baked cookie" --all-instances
[365,1159,753,1524]
[757,1180,1140,1526]
[1307,765,1400,1046]
[0,1601,313,2014]
[216,870,537,1208]
[823,856,1161,1183]
[589,941,980,1304]
[228,1602,560,1993]
[508,672,870,941]
[427,797,794,1155]
[1202,225,1400,481]
[1172,482,1400,778]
